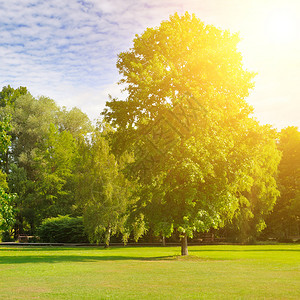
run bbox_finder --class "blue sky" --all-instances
[0,0,299,129]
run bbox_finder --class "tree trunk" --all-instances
[181,233,188,256]
[14,215,23,239]
[162,235,166,247]
[104,226,111,248]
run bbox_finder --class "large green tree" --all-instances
[104,12,280,254]
[5,94,61,233]
[2,90,92,234]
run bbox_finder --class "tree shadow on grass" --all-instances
[0,246,103,252]
[0,253,225,264]
[1,245,298,265]
[0,255,183,264]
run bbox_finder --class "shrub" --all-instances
[1,231,14,242]
[37,215,89,243]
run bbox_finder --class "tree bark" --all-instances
[162,235,166,247]
[181,233,188,256]
[104,226,111,248]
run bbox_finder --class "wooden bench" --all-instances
[199,233,215,243]
[18,235,34,243]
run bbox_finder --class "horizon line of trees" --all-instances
[0,13,299,254]
[0,85,299,246]
[0,85,298,246]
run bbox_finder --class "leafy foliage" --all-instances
[57,106,93,139]
[218,122,281,242]
[33,123,79,219]
[0,85,28,107]
[0,112,11,155]
[76,125,133,246]
[0,187,16,232]
[263,126,300,239]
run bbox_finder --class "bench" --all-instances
[18,235,34,243]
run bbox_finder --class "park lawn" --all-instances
[0,244,299,299]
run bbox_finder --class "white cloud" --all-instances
[0,0,299,129]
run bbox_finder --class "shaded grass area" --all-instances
[0,245,299,299]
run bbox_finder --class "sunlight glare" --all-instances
[264,9,296,44]
[238,1,300,69]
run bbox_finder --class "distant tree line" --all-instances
[0,13,299,254]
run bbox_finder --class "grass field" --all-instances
[0,244,299,299]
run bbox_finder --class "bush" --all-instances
[37,215,89,243]
[1,231,14,242]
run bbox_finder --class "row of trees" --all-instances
[0,86,91,233]
[0,13,299,254]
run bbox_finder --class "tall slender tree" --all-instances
[76,124,133,247]
[264,126,300,239]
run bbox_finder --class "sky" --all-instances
[0,0,299,129]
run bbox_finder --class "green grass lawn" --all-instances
[0,244,299,299]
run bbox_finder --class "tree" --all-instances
[0,85,28,107]
[4,94,61,233]
[76,124,132,247]
[33,123,79,221]
[104,12,279,254]
[3,92,91,234]
[219,122,281,242]
[6,164,30,235]
[264,126,300,239]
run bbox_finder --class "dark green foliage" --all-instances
[1,230,14,242]
[37,215,89,243]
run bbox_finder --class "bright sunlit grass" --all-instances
[0,244,299,299]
